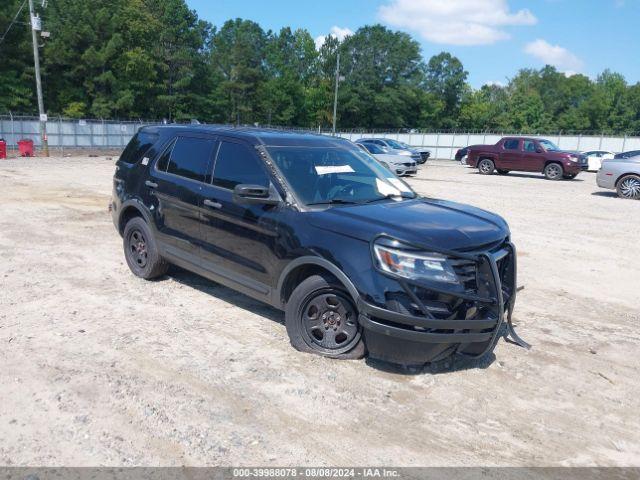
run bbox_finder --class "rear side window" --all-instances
[119,131,159,164]
[212,141,269,190]
[155,139,176,172]
[504,139,519,150]
[166,137,214,182]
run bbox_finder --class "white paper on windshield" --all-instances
[375,178,401,196]
[388,178,411,192]
[315,165,355,175]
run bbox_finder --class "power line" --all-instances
[0,0,28,48]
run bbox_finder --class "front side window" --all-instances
[166,137,214,182]
[503,139,519,150]
[266,146,416,206]
[523,140,536,152]
[212,141,270,190]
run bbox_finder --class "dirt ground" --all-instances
[1,156,639,467]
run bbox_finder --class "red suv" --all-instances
[467,137,588,180]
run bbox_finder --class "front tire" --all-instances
[478,159,495,175]
[123,217,169,279]
[617,174,640,199]
[285,274,365,359]
[544,163,563,180]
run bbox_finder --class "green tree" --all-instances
[209,18,267,124]
[336,25,425,129]
[0,0,37,113]
[424,52,468,128]
[260,27,318,126]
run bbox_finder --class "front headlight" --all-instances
[373,243,460,284]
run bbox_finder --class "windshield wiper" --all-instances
[307,198,361,206]
[364,193,416,204]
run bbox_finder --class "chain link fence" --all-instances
[0,114,158,155]
[2,114,640,160]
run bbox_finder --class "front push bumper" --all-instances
[357,242,529,365]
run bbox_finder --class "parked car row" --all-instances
[455,136,640,200]
[354,138,432,176]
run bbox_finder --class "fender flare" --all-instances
[117,198,155,233]
[275,256,361,307]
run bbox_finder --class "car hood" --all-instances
[553,150,582,157]
[307,197,509,251]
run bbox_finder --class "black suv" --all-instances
[111,126,522,365]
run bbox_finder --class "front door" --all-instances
[521,139,546,172]
[199,138,281,300]
[148,135,215,256]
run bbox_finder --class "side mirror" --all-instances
[232,184,280,206]
[536,148,544,153]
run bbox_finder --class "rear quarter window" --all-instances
[119,131,159,164]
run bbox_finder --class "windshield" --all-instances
[539,139,560,151]
[266,146,416,206]
[384,140,407,150]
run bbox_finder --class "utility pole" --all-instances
[28,0,48,156]
[332,52,340,135]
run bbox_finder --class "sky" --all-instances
[186,0,639,88]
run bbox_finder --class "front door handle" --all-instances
[204,199,222,209]
[145,180,158,188]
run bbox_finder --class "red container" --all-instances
[0,140,6,159]
[18,139,34,157]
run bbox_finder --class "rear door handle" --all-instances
[204,199,222,209]
[145,180,158,188]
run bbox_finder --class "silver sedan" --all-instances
[596,155,640,199]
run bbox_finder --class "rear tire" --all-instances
[123,217,169,280]
[478,159,495,175]
[285,274,365,360]
[616,174,640,199]
[544,163,563,180]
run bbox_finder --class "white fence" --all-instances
[336,131,640,160]
[2,115,639,159]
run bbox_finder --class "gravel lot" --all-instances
[1,156,639,467]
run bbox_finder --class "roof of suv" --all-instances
[140,125,352,148]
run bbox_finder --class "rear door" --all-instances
[199,138,281,298]
[499,139,522,170]
[521,139,546,172]
[147,135,216,256]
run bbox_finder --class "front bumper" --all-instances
[565,162,588,173]
[394,163,418,175]
[358,241,517,365]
